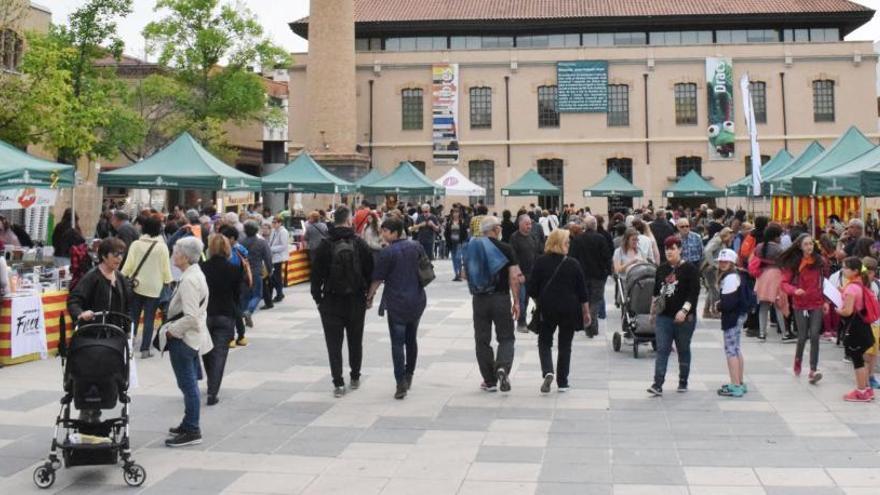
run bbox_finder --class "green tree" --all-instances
[141,0,290,156]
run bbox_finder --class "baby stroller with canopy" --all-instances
[612,262,657,358]
[33,311,145,489]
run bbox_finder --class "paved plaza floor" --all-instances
[2,262,880,494]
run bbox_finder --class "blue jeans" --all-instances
[653,314,697,388]
[168,338,201,432]
[388,317,419,383]
[517,282,528,326]
[245,279,263,314]
[131,293,158,352]
[450,244,463,278]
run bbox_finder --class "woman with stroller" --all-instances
[751,223,787,341]
[647,236,700,397]
[527,229,590,394]
[779,234,826,384]
[613,228,646,275]
[164,237,212,447]
[67,238,132,423]
[200,234,242,406]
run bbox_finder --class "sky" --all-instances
[42,0,880,61]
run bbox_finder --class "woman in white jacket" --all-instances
[163,236,212,448]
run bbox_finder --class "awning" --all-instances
[355,169,386,189]
[772,127,875,196]
[435,167,486,196]
[0,139,74,189]
[261,152,355,194]
[358,161,445,196]
[725,149,793,197]
[663,169,724,198]
[583,170,643,198]
[501,170,560,197]
[801,145,880,196]
[98,132,261,191]
[761,141,825,196]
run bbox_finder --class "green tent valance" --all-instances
[663,169,724,198]
[760,141,825,195]
[725,149,793,197]
[501,169,560,197]
[0,140,75,189]
[583,170,643,198]
[358,161,445,196]
[804,145,880,196]
[774,127,875,196]
[355,169,386,189]
[261,152,355,194]
[98,132,261,191]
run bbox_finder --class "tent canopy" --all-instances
[725,149,793,197]
[501,169,560,197]
[261,152,355,193]
[772,127,875,196]
[435,167,486,196]
[801,145,880,196]
[355,169,386,189]
[358,161,445,196]
[663,169,724,198]
[583,170,643,198]
[0,140,75,189]
[761,141,825,194]
[98,132,261,191]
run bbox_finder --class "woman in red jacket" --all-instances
[779,234,826,384]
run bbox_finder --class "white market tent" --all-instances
[434,167,486,196]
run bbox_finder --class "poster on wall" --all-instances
[557,61,608,112]
[432,64,459,165]
[706,57,735,160]
[0,188,58,210]
[9,294,48,359]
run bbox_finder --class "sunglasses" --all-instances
[111,251,125,257]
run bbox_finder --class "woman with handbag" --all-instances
[122,216,172,359]
[527,229,590,394]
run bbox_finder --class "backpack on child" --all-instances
[859,282,880,324]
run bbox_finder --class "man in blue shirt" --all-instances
[676,218,703,265]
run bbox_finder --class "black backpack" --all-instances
[326,238,363,296]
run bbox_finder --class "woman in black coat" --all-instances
[199,234,243,405]
[528,229,590,394]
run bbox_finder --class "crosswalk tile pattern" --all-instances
[1,263,880,493]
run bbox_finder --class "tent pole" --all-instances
[861,196,866,222]
[810,196,816,236]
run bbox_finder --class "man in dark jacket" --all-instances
[509,214,543,331]
[570,215,611,337]
[310,206,374,398]
[110,211,139,253]
[649,209,675,263]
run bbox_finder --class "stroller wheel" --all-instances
[33,464,55,489]
[612,332,622,352]
[123,463,147,487]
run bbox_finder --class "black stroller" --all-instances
[33,311,146,489]
[612,262,658,358]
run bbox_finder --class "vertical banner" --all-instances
[10,295,48,359]
[432,64,459,165]
[706,57,735,160]
[739,75,762,196]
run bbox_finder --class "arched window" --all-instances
[1,29,24,71]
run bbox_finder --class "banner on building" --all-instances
[557,61,608,113]
[432,64,459,165]
[706,57,735,160]
[9,294,47,359]
[0,188,58,210]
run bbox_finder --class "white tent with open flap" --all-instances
[434,167,486,196]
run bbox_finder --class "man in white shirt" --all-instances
[538,211,552,237]
[267,216,289,303]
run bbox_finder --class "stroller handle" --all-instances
[78,311,133,326]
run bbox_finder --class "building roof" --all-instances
[29,2,51,15]
[290,0,874,38]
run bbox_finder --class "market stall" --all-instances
[283,245,311,286]
[583,170,643,198]
[725,149,793,197]
[662,169,725,200]
[500,169,560,198]
[0,290,69,366]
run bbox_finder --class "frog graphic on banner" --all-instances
[706,57,735,160]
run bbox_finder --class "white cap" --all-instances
[717,248,737,263]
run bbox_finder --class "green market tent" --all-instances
[725,149,793,197]
[354,169,386,189]
[501,169,560,197]
[582,170,643,198]
[358,161,445,196]
[98,132,261,191]
[663,169,724,198]
[771,127,874,196]
[761,141,825,195]
[0,139,75,188]
[804,145,880,196]
[261,152,355,193]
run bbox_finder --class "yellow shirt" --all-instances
[121,235,173,298]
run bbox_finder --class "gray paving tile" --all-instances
[141,468,244,494]
[476,445,544,463]
[359,428,425,444]
[611,448,681,466]
[212,424,303,454]
[535,483,612,495]
[0,390,59,411]
[611,464,686,485]
[539,462,612,483]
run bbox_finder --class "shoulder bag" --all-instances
[528,256,567,334]
[130,241,157,289]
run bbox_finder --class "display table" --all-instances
[284,246,310,286]
[0,290,70,366]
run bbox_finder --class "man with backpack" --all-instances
[311,206,374,398]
